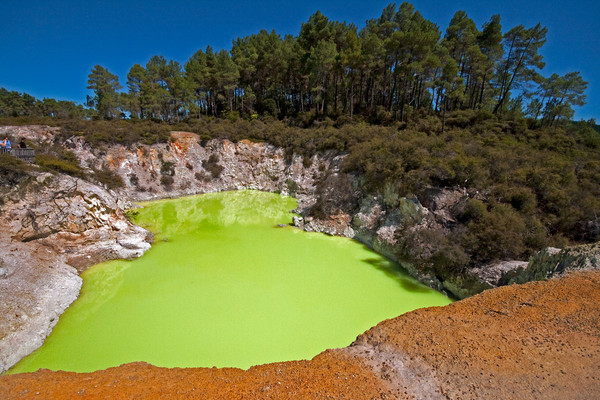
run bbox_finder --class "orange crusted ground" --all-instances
[0,353,392,399]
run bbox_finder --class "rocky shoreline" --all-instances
[1,125,599,393]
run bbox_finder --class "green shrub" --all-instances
[509,187,537,213]
[61,119,171,146]
[92,166,124,189]
[0,153,31,185]
[461,199,486,222]
[35,153,83,177]
[462,204,528,263]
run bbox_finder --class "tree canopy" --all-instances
[0,88,86,118]
[79,2,586,125]
[0,2,589,126]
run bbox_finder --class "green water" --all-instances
[9,190,451,373]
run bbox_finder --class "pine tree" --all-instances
[87,65,122,119]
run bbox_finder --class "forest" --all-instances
[0,2,590,127]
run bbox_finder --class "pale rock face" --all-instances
[301,213,356,237]
[469,261,530,287]
[0,125,59,143]
[5,173,153,271]
[73,133,338,214]
[0,248,81,374]
[0,230,83,374]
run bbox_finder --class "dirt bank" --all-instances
[2,270,598,399]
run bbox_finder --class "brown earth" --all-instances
[1,270,599,399]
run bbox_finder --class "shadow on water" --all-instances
[362,257,432,293]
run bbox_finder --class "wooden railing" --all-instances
[1,148,36,163]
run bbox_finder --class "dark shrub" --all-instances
[160,175,174,187]
[195,171,210,181]
[202,154,223,178]
[36,153,83,177]
[161,161,175,176]
[0,154,30,185]
[129,173,139,186]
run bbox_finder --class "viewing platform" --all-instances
[0,148,36,163]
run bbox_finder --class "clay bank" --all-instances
[0,125,599,397]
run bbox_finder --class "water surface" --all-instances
[10,191,451,373]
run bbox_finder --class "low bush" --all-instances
[35,152,83,177]
[202,154,223,178]
[160,175,174,187]
[0,153,31,185]
[92,166,124,189]
[160,161,175,176]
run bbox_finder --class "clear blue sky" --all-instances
[1,0,598,120]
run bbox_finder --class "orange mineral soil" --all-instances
[2,270,599,399]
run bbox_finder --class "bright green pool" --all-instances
[9,190,451,373]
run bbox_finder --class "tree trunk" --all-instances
[441,97,447,134]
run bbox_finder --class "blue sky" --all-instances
[1,0,598,120]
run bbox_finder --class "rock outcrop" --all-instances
[68,132,338,212]
[0,125,59,143]
[3,172,152,272]
[0,231,81,374]
[506,243,600,284]
[66,129,466,293]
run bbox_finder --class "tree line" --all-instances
[84,2,587,126]
[0,2,588,126]
[0,88,87,118]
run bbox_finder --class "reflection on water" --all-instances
[361,258,432,293]
[9,190,451,374]
[136,191,297,239]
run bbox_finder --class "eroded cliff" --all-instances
[64,127,595,298]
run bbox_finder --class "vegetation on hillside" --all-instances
[81,3,585,127]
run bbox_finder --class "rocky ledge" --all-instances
[1,270,598,399]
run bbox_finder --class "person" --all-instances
[18,138,26,149]
[0,137,11,153]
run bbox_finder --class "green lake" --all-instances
[9,190,451,373]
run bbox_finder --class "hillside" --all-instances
[2,114,598,294]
